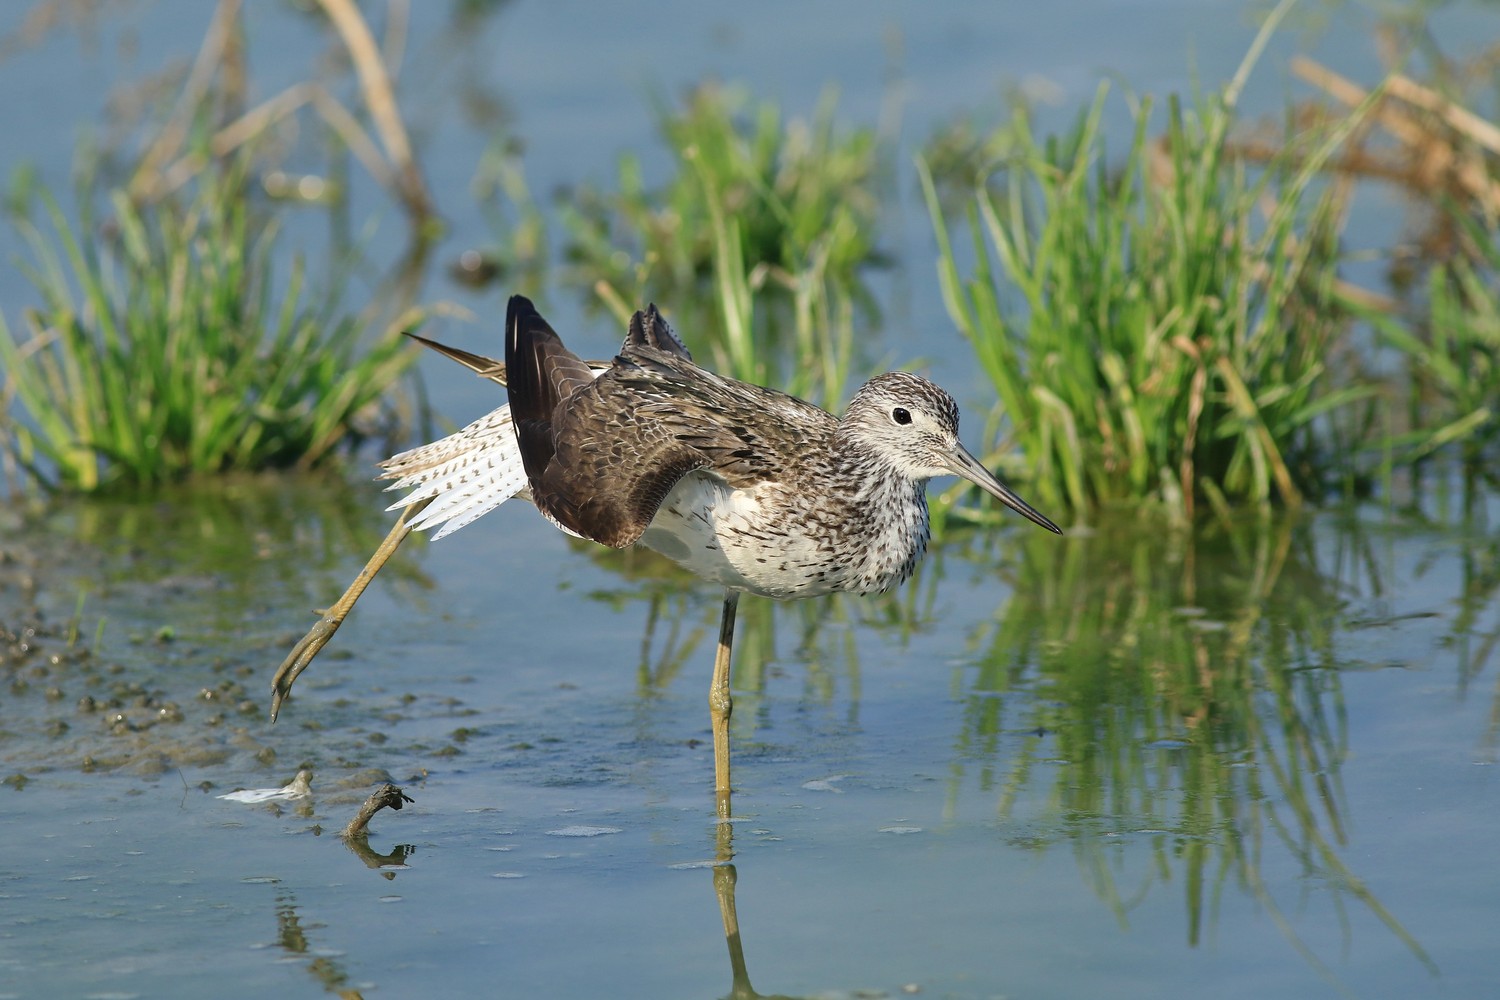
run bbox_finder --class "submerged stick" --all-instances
[341,783,414,839]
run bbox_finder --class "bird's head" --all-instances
[841,372,1061,534]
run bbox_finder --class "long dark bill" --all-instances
[941,442,1063,534]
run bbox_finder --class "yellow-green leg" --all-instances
[711,590,739,819]
[270,497,432,721]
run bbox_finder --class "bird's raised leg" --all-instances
[711,590,740,820]
[270,496,433,722]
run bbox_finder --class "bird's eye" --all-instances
[891,407,912,425]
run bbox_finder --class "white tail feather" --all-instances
[379,405,529,539]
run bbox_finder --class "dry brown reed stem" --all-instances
[1291,56,1500,214]
[133,0,433,230]
[315,0,434,224]
[1384,72,1500,157]
[381,0,410,79]
[153,83,397,199]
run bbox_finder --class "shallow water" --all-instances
[3,2,1500,998]
[3,473,1498,998]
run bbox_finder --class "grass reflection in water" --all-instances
[951,510,1435,976]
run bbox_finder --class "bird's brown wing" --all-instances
[507,296,835,549]
[538,347,834,547]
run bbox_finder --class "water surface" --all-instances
[3,474,1497,997]
[2,3,1499,998]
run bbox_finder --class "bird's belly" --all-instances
[636,476,918,600]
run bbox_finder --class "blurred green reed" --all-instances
[921,61,1379,523]
[558,83,882,407]
[0,167,421,493]
[1355,211,1499,468]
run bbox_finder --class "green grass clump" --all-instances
[558,83,881,405]
[923,75,1374,521]
[913,0,1386,521]
[563,82,881,303]
[0,170,418,492]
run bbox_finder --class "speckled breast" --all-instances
[636,471,930,600]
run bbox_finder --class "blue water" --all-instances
[3,476,1496,997]
[2,3,1499,998]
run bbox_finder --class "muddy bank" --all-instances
[0,473,434,795]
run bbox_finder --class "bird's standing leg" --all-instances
[711,590,740,820]
[270,496,433,721]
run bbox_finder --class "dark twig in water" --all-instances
[340,783,414,839]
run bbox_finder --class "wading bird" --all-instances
[271,296,1061,815]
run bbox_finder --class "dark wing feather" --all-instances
[504,295,597,488]
[404,331,507,385]
[610,346,833,486]
[540,411,706,548]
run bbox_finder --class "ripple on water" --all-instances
[545,825,623,837]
